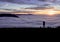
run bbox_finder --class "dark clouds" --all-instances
[0,0,57,5]
[38,0,47,1]
[0,0,46,2]
[25,6,50,10]
[0,0,14,2]
[0,0,47,4]
[0,0,59,3]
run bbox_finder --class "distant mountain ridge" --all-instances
[0,13,18,18]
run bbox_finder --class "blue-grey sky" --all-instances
[0,0,60,14]
[0,0,57,9]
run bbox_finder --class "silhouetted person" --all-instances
[43,21,45,28]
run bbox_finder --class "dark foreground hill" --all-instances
[0,14,18,18]
[0,26,60,32]
[0,27,60,32]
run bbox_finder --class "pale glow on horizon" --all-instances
[1,7,60,15]
[1,10,60,15]
[47,10,56,15]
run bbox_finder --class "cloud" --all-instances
[0,0,59,8]
[0,0,60,5]
[0,0,14,2]
[0,0,60,13]
[38,0,47,2]
[0,0,49,5]
[25,5,51,10]
[0,1,9,7]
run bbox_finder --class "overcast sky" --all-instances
[0,0,60,14]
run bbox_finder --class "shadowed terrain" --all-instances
[0,14,19,18]
[0,27,60,32]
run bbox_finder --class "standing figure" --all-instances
[43,21,45,28]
